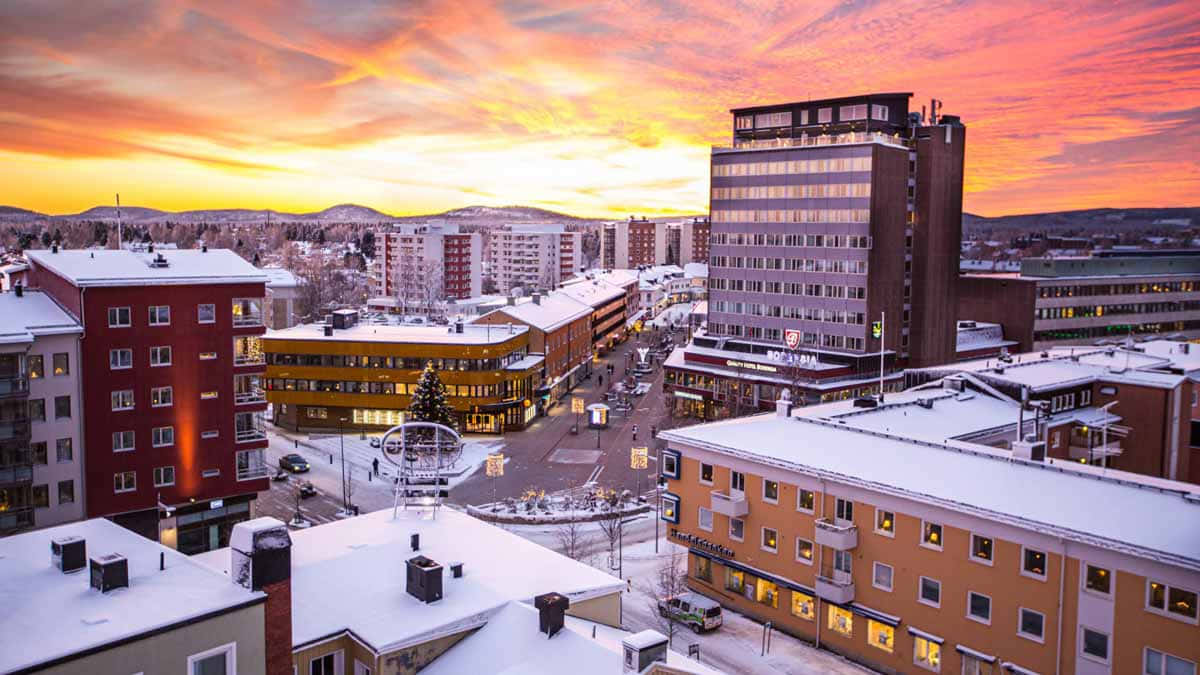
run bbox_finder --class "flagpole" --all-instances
[878,311,886,401]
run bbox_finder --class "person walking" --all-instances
[632,424,639,441]
[598,374,603,389]
[372,457,379,476]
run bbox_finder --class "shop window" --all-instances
[868,620,894,653]
[725,568,745,593]
[756,579,779,608]
[913,635,942,671]
[790,591,815,620]
[695,556,712,582]
[827,605,853,637]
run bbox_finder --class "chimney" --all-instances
[621,630,668,673]
[14,283,23,298]
[534,592,570,638]
[51,535,86,573]
[231,518,293,675]
[532,292,541,305]
[51,244,59,254]
[323,325,334,337]
[1012,435,1046,462]
[411,533,420,551]
[406,555,444,603]
[202,244,208,252]
[775,390,792,418]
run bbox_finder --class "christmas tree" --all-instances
[408,361,457,429]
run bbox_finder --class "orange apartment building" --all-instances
[659,400,1200,675]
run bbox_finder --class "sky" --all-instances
[0,0,1197,219]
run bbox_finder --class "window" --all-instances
[871,104,889,121]
[695,556,712,582]
[109,348,133,369]
[875,509,894,536]
[817,107,832,124]
[1085,563,1111,596]
[1081,627,1109,663]
[968,591,991,624]
[660,494,679,523]
[695,505,714,531]
[729,517,744,541]
[29,399,45,422]
[873,562,893,591]
[1022,547,1047,579]
[113,430,135,452]
[354,661,372,675]
[756,578,779,607]
[834,497,853,523]
[1018,607,1045,642]
[827,605,852,636]
[52,352,68,375]
[152,426,174,447]
[699,462,713,484]
[730,470,745,493]
[54,396,70,419]
[148,305,170,325]
[31,442,47,464]
[760,527,778,553]
[919,576,941,607]
[797,489,815,513]
[150,386,173,407]
[662,450,679,478]
[1144,647,1196,675]
[763,479,778,503]
[1147,580,1198,622]
[198,303,216,324]
[114,471,136,493]
[189,642,236,675]
[834,549,852,575]
[921,521,943,550]
[839,104,867,121]
[28,355,43,379]
[58,480,74,504]
[150,346,172,366]
[869,620,894,653]
[913,635,942,671]
[200,351,218,360]
[154,466,175,487]
[796,538,814,565]
[32,484,48,508]
[108,307,131,327]
[725,568,745,593]
[111,390,134,411]
[56,438,72,462]
[201,391,219,400]
[970,534,993,564]
[790,591,815,620]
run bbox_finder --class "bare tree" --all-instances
[643,547,690,647]
[555,518,591,561]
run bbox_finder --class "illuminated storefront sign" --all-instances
[670,528,735,558]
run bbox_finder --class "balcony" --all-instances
[815,519,859,550]
[1069,442,1123,461]
[0,418,31,443]
[816,573,855,604]
[710,489,749,518]
[232,298,265,327]
[236,449,268,481]
[0,506,34,534]
[714,131,908,154]
[235,388,266,405]
[234,375,265,405]
[0,376,29,399]
[235,412,266,443]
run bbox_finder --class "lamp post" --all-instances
[571,396,584,433]
[486,452,504,510]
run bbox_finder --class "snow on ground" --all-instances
[505,517,876,675]
[648,301,698,328]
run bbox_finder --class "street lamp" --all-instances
[486,452,504,510]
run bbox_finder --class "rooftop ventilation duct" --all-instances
[51,536,86,574]
[90,554,129,593]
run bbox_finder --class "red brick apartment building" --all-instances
[26,248,269,554]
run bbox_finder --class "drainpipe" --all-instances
[815,477,826,650]
[1055,538,1067,675]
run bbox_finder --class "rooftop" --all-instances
[662,413,1200,572]
[916,346,1187,391]
[0,289,82,344]
[26,249,266,287]
[729,92,913,114]
[476,293,591,332]
[0,519,262,673]
[265,321,529,346]
[194,507,624,653]
[260,267,300,288]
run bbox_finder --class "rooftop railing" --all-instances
[714,131,908,153]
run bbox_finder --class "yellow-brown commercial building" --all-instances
[263,319,543,433]
[658,400,1200,675]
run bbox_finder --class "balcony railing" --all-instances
[234,388,266,405]
[0,376,29,399]
[235,428,267,443]
[1069,442,1123,460]
[815,573,855,604]
[815,519,859,550]
[0,506,34,534]
[714,131,908,153]
[710,489,749,517]
[0,418,32,441]
[236,450,269,481]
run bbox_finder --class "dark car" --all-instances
[278,453,310,473]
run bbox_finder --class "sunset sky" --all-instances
[1,0,1197,218]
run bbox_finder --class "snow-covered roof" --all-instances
[26,249,266,287]
[0,289,82,345]
[916,347,1187,391]
[557,278,626,307]
[194,508,624,653]
[0,518,263,673]
[265,321,528,346]
[478,293,590,332]
[683,262,708,279]
[505,353,546,371]
[260,267,299,288]
[1134,340,1200,374]
[662,414,1200,572]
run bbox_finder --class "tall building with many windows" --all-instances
[706,93,965,370]
[488,224,583,295]
[26,248,270,554]
[370,223,482,305]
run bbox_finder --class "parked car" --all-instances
[278,453,310,473]
[369,438,381,448]
[657,592,722,633]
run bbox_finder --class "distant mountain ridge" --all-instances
[0,203,607,225]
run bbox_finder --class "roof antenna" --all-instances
[115,192,123,250]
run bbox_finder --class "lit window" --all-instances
[790,591,815,620]
[694,556,711,582]
[968,591,991,624]
[868,620,894,653]
[827,605,852,637]
[1019,607,1045,641]
[1147,580,1198,622]
[919,576,941,607]
[729,518,744,541]
[922,522,943,549]
[970,534,993,564]
[913,635,942,671]
[660,494,679,524]
[873,562,893,591]
[699,463,713,484]
[201,391,219,400]
[151,386,173,407]
[200,352,218,360]
[725,568,745,593]
[875,509,894,536]
[1023,547,1048,579]
[761,527,778,553]
[111,390,134,411]
[756,578,779,607]
[763,479,778,503]
[797,489,815,512]
[52,352,69,376]
[795,537,814,564]
[1085,564,1111,595]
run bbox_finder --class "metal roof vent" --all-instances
[90,554,129,593]
[148,253,169,268]
[52,536,86,574]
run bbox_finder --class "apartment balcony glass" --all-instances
[232,298,264,327]
[233,336,264,366]
[815,518,859,550]
[236,448,268,480]
[234,412,266,443]
[234,374,265,405]
[710,489,749,517]
[0,354,27,399]
[0,446,33,486]
[816,563,855,604]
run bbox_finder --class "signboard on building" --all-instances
[784,329,802,349]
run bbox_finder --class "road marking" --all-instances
[587,465,604,483]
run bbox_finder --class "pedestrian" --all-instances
[651,425,657,438]
[598,374,603,388]
[372,457,379,476]
[632,424,638,441]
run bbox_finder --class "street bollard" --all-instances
[294,439,298,449]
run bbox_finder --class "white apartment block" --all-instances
[0,287,84,534]
[370,223,482,303]
[488,224,583,295]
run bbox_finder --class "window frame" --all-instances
[1021,546,1049,581]
[1143,647,1196,675]
[920,521,944,551]
[1146,579,1199,624]
[107,306,131,328]
[729,517,744,542]
[113,471,137,494]
[834,497,853,524]
[149,345,172,367]
[795,537,814,565]
[52,352,69,376]
[912,634,942,672]
[150,385,173,408]
[1017,607,1046,643]
[111,389,134,411]
[697,506,713,532]
[112,430,135,453]
[197,303,216,324]
[152,425,175,448]
[874,508,895,537]
[54,395,71,419]
[148,304,171,326]
[797,488,815,514]
[1082,562,1112,598]
[872,561,893,592]
[661,450,680,479]
[762,479,779,504]
[187,642,236,675]
[1080,626,1110,665]
[154,465,176,487]
[109,348,133,370]
[699,462,713,485]
[969,533,994,566]
[730,470,745,494]
[967,591,992,625]
[760,526,778,553]
[918,576,941,608]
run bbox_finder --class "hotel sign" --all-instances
[725,359,778,373]
[670,528,735,558]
